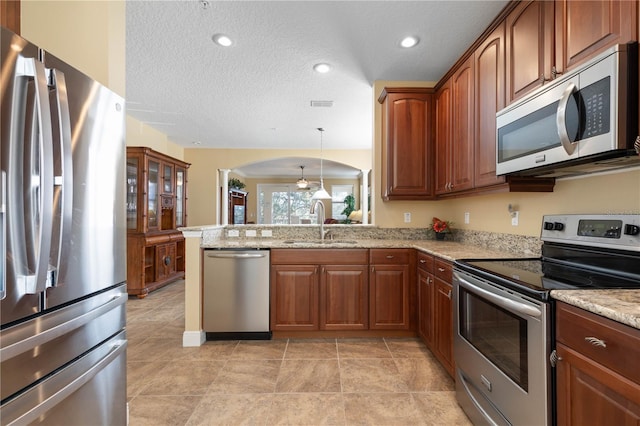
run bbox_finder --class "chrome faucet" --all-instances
[310,199,329,240]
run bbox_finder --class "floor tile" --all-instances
[266,393,346,425]
[128,395,203,426]
[127,360,169,398]
[412,391,473,425]
[337,338,392,359]
[208,359,281,394]
[186,393,273,425]
[276,359,341,393]
[231,339,288,360]
[393,358,454,392]
[343,393,424,425]
[284,338,338,359]
[340,358,409,393]
[385,338,433,359]
[139,360,225,395]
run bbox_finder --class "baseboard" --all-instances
[182,330,206,347]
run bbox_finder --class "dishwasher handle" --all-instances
[206,252,268,259]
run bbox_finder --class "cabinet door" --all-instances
[270,265,319,331]
[175,166,187,227]
[155,242,176,281]
[369,264,410,329]
[505,0,555,103]
[162,162,174,194]
[381,90,434,200]
[451,57,475,193]
[147,159,160,230]
[417,269,434,346]
[126,156,140,231]
[474,23,507,189]
[319,265,369,330]
[435,81,452,195]
[434,278,454,376]
[556,343,640,425]
[555,0,638,74]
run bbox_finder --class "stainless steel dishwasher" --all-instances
[203,248,271,339]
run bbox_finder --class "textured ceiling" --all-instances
[126,0,508,176]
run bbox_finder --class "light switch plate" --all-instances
[245,230,257,237]
[404,212,411,223]
[228,229,240,237]
[261,230,273,237]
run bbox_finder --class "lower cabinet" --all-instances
[127,231,185,298]
[417,255,454,377]
[555,302,640,425]
[369,249,414,330]
[270,249,369,331]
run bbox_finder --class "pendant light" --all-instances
[296,166,309,189]
[311,128,332,200]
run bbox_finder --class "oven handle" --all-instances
[457,275,542,318]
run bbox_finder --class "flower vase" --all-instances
[435,232,446,241]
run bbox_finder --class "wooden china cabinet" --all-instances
[126,147,189,298]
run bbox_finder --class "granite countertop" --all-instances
[203,238,520,262]
[551,290,640,330]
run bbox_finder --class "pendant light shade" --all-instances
[311,128,332,200]
[296,166,309,189]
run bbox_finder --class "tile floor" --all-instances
[126,280,472,425]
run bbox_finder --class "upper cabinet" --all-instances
[378,88,435,200]
[474,23,506,189]
[126,147,190,233]
[506,0,637,104]
[505,0,555,103]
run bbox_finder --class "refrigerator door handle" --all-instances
[1,171,6,300]
[15,56,55,295]
[47,68,73,287]
[0,292,127,362]
[4,339,127,426]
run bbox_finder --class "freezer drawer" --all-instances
[0,330,127,425]
[0,284,127,401]
[203,249,270,337]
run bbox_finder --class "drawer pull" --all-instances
[419,259,426,264]
[438,267,445,272]
[584,337,606,348]
[386,255,394,259]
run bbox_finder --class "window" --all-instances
[258,184,316,224]
[331,185,354,221]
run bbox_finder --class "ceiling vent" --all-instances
[310,100,334,108]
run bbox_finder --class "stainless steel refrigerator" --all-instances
[1,27,127,424]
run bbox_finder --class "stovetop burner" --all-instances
[454,214,640,301]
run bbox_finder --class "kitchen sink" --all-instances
[282,239,358,245]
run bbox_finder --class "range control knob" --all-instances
[553,222,564,231]
[624,224,640,235]
[544,222,555,230]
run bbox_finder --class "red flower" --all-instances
[431,217,450,233]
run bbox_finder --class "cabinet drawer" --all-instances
[434,258,452,281]
[370,249,411,265]
[556,302,640,384]
[417,251,434,273]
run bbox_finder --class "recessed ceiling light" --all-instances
[212,34,233,47]
[400,36,420,48]
[313,63,332,73]
[192,141,202,145]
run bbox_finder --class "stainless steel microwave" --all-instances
[496,43,639,177]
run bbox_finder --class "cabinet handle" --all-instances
[386,255,394,259]
[584,337,606,348]
[447,290,452,299]
[164,256,171,266]
[419,259,426,264]
[551,66,562,79]
[438,267,445,272]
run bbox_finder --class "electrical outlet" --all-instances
[228,229,240,237]
[464,212,470,224]
[511,211,519,226]
[404,212,411,223]
[261,229,273,237]
[245,230,257,237]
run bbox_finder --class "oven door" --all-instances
[453,269,552,426]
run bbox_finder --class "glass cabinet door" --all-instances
[175,167,186,227]
[163,163,173,194]
[148,160,159,229]
[126,157,138,230]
